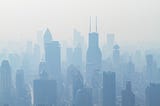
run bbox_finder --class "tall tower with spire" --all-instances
[86,16,102,87]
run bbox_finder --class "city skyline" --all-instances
[0,1,160,106]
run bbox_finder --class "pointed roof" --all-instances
[44,28,53,43]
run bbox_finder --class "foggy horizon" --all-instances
[0,0,160,47]
[0,1,160,106]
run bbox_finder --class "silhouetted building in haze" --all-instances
[44,28,53,44]
[75,88,93,106]
[113,44,120,65]
[73,46,83,71]
[121,81,135,106]
[0,60,13,106]
[33,74,57,106]
[16,69,32,106]
[86,17,102,87]
[146,54,157,83]
[107,33,115,49]
[103,71,116,106]
[45,41,61,80]
[145,83,160,106]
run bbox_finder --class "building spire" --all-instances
[89,16,98,32]
[96,16,97,32]
[90,16,92,32]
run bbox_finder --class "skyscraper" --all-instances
[75,88,93,106]
[16,69,32,106]
[121,81,135,106]
[146,54,157,83]
[86,16,102,87]
[145,83,160,106]
[33,70,57,106]
[107,33,115,51]
[0,60,13,105]
[39,62,47,78]
[73,46,83,71]
[73,29,84,48]
[73,29,85,67]
[124,58,135,81]
[72,68,84,100]
[113,44,120,65]
[103,71,116,106]
[44,29,61,79]
[102,33,115,59]
[66,48,73,66]
[45,40,61,80]
[43,28,53,44]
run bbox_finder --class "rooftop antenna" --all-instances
[90,16,92,32]
[96,16,97,32]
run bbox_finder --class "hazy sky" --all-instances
[0,0,160,47]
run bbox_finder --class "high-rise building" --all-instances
[43,28,53,44]
[16,69,25,93]
[44,29,61,80]
[113,44,120,65]
[0,60,13,105]
[66,65,83,97]
[121,81,135,106]
[107,33,115,50]
[66,48,73,66]
[33,71,57,106]
[72,68,84,100]
[75,88,93,106]
[103,71,116,106]
[45,41,61,80]
[102,33,115,59]
[124,59,135,81]
[39,62,47,78]
[145,83,160,106]
[146,54,157,83]
[86,16,102,87]
[73,29,84,48]
[73,29,85,67]
[16,69,32,106]
[33,44,41,79]
[73,46,83,71]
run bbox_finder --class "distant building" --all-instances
[102,33,115,59]
[66,48,73,66]
[33,78,57,106]
[146,54,157,83]
[75,88,93,106]
[66,65,83,99]
[73,29,84,48]
[0,60,13,106]
[124,59,135,81]
[73,46,83,71]
[86,17,102,87]
[72,69,83,100]
[145,83,160,106]
[43,28,53,44]
[43,28,61,80]
[121,81,135,106]
[107,33,115,51]
[16,69,32,106]
[39,62,47,78]
[45,41,61,80]
[113,44,120,65]
[103,71,116,106]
